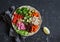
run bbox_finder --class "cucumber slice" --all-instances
[16,30,28,36]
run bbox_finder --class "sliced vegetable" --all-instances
[16,30,28,36]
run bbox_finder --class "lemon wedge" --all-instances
[43,27,50,35]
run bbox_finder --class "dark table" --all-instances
[0,0,60,42]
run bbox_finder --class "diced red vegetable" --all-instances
[12,14,24,24]
[31,25,38,32]
[32,12,39,17]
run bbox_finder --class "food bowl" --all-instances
[11,5,42,36]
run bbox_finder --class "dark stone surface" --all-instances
[0,0,60,42]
